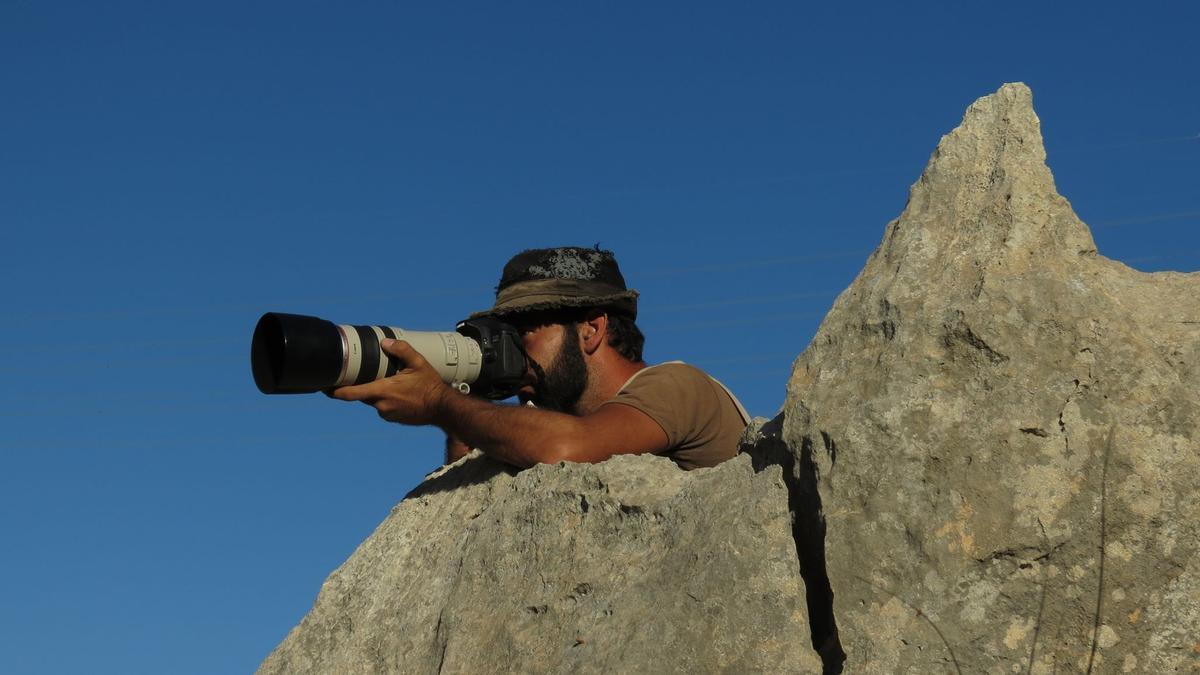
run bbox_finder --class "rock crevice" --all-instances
[782,83,1199,673]
[261,84,1199,673]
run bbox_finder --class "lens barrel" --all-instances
[251,313,346,394]
[251,312,511,396]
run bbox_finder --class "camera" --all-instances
[250,312,527,399]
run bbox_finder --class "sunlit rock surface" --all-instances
[777,83,1199,673]
[259,453,821,674]
[261,84,1198,674]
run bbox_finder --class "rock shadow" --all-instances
[743,413,846,674]
[404,453,516,499]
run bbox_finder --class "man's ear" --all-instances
[579,310,607,355]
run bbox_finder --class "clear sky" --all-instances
[2,2,1196,672]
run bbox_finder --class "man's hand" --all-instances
[331,338,669,469]
[330,339,451,426]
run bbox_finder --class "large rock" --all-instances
[259,453,823,673]
[778,83,1199,672]
[262,83,1198,675]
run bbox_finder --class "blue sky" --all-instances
[2,2,1196,672]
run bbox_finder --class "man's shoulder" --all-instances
[627,361,712,386]
[610,362,717,404]
[608,361,748,470]
[615,361,739,412]
[631,362,750,426]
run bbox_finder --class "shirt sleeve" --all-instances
[603,363,725,450]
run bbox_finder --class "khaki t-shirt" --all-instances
[604,362,749,470]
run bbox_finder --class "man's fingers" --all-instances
[331,342,423,401]
[380,339,427,368]
[330,381,383,402]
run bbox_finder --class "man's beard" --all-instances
[528,326,589,414]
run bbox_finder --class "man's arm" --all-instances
[444,433,472,464]
[332,339,668,468]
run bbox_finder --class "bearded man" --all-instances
[332,247,749,470]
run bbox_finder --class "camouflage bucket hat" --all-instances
[469,247,639,320]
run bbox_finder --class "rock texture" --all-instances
[777,83,1200,672]
[259,453,823,674]
[262,83,1198,674]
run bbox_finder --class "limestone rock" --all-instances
[777,83,1200,672]
[259,453,823,674]
[262,83,1198,675]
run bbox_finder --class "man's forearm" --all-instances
[444,432,471,464]
[432,389,584,468]
[332,339,668,468]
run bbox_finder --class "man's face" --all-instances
[513,317,589,414]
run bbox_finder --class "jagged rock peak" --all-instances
[882,83,1096,272]
[923,82,1049,189]
[778,83,1200,672]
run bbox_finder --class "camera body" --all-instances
[453,318,528,398]
[251,312,527,400]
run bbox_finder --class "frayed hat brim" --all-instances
[468,290,638,320]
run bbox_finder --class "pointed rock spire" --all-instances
[877,83,1096,281]
[777,84,1200,673]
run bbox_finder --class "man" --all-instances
[332,246,749,470]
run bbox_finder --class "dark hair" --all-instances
[604,312,644,363]
[508,307,645,363]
